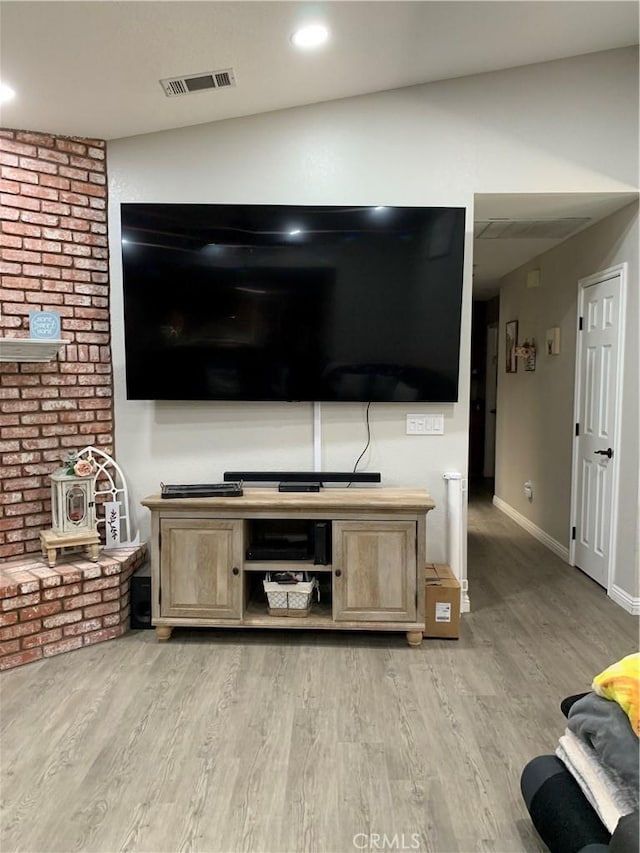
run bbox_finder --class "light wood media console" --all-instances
[142,487,435,647]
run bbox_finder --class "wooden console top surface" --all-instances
[142,487,435,514]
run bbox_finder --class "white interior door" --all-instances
[571,266,625,588]
[483,323,498,479]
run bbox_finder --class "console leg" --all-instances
[406,631,422,648]
[156,626,173,642]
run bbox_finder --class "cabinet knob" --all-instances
[232,566,240,575]
[334,568,342,577]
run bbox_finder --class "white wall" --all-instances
[496,202,639,605]
[108,47,639,566]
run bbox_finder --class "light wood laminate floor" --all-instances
[1,490,637,853]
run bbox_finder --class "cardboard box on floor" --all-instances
[424,563,460,639]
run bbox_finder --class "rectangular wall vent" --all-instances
[160,68,236,98]
[474,218,591,240]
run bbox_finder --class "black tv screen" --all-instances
[120,203,465,402]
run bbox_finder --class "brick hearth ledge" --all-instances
[0,545,147,671]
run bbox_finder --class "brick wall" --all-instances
[0,545,147,671]
[0,129,113,559]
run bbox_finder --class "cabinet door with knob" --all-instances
[159,518,243,619]
[332,521,417,622]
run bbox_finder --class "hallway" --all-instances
[465,486,637,698]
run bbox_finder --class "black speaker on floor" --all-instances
[130,562,152,629]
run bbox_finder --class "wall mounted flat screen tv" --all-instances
[120,204,465,402]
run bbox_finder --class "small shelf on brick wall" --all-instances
[0,337,66,363]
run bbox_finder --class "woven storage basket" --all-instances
[263,574,318,617]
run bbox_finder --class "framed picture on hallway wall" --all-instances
[505,320,518,373]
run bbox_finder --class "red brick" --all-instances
[0,639,20,656]
[1,591,40,611]
[37,147,69,165]
[18,156,58,175]
[0,139,37,157]
[22,628,63,648]
[42,582,81,601]
[2,180,21,195]
[0,151,19,166]
[5,501,43,517]
[2,276,42,291]
[101,588,121,602]
[0,206,20,221]
[22,264,61,279]
[3,248,42,264]
[20,184,61,202]
[41,202,71,217]
[0,620,42,641]
[63,592,102,611]
[0,648,42,669]
[42,609,82,629]
[55,139,87,156]
[0,612,18,627]
[2,474,40,489]
[40,174,71,191]
[83,625,124,646]
[59,216,90,232]
[42,635,83,657]
[59,166,88,182]
[60,191,88,207]
[70,180,105,198]
[20,211,59,226]
[2,193,40,212]
[83,576,119,593]
[0,233,23,248]
[17,577,41,594]
[19,601,62,621]
[63,617,102,636]
[17,132,54,147]
[84,601,120,618]
[3,221,42,237]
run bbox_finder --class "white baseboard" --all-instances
[492,496,570,562]
[608,584,640,615]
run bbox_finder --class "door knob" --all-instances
[334,569,342,577]
[593,448,613,459]
[232,566,240,575]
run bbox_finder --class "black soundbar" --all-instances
[224,471,381,484]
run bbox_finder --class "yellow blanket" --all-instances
[593,653,640,737]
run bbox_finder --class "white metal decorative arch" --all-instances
[77,445,140,547]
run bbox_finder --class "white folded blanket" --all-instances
[556,728,639,833]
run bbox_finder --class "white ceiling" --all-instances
[1,1,638,295]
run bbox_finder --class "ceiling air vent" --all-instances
[160,68,236,98]
[474,217,591,240]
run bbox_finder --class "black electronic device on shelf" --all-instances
[245,519,331,564]
[224,471,380,486]
[161,481,243,498]
[278,482,320,492]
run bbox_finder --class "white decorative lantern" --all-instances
[49,468,97,535]
[40,456,101,567]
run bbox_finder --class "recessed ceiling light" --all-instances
[0,83,16,103]
[289,229,302,236]
[291,24,329,49]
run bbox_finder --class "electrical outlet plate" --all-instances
[406,414,444,435]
